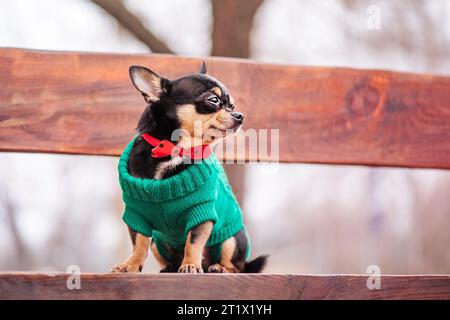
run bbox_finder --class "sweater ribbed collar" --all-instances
[118,136,220,202]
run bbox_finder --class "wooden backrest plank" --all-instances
[1,48,450,168]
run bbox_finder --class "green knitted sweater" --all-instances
[118,136,244,250]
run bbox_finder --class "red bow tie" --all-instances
[142,133,211,160]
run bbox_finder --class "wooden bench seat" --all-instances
[0,273,449,300]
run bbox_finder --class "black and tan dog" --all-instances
[111,63,267,273]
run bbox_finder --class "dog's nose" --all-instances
[231,112,244,123]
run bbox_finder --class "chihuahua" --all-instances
[111,62,267,273]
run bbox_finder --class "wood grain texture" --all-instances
[1,48,450,168]
[0,273,449,300]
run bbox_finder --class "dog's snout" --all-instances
[231,112,244,123]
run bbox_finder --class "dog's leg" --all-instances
[150,239,178,272]
[208,229,247,273]
[207,237,238,273]
[111,227,149,273]
[150,238,168,270]
[178,221,213,273]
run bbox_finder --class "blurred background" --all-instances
[0,0,449,274]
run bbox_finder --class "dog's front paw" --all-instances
[178,263,203,273]
[110,262,143,273]
[207,263,227,273]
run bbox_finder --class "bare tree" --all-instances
[210,0,264,205]
[0,188,32,268]
[211,0,264,58]
[91,0,173,53]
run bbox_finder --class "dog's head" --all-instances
[129,62,243,147]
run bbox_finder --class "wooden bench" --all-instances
[0,48,449,300]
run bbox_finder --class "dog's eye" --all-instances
[208,96,220,105]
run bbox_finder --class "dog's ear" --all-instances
[129,65,170,103]
[198,61,207,74]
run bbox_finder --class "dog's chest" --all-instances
[154,157,184,180]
